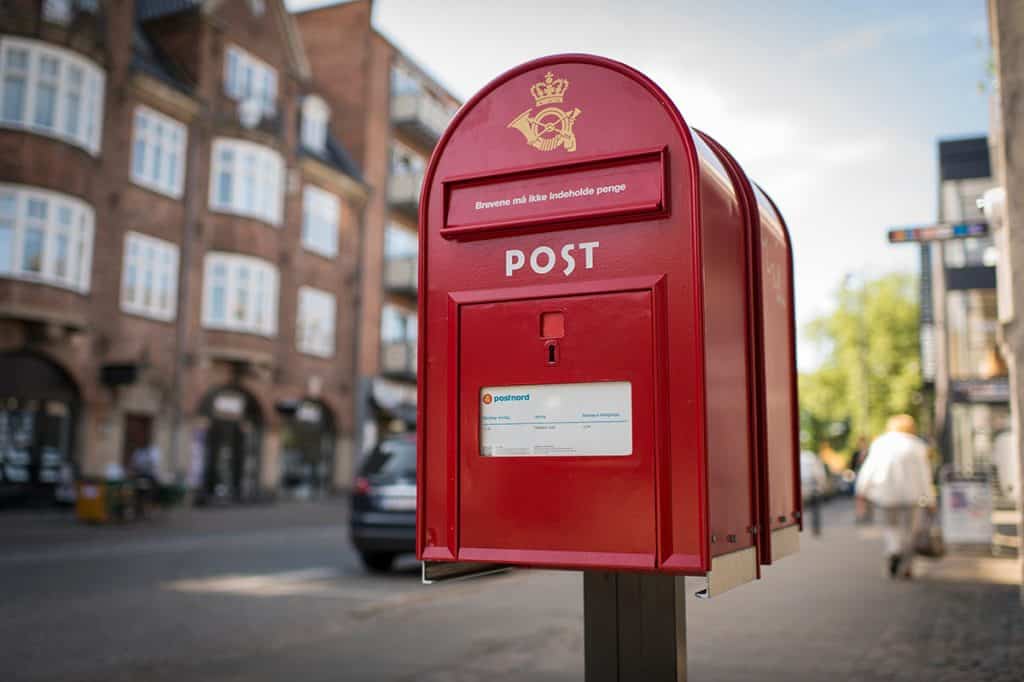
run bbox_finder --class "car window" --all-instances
[361,439,416,478]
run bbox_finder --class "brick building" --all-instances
[0,0,367,506]
[296,0,459,455]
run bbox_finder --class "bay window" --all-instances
[209,138,283,225]
[0,37,105,154]
[0,184,93,292]
[202,252,278,336]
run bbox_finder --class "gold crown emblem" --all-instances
[530,72,569,106]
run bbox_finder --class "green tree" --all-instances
[799,273,922,452]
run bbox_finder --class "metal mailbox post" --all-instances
[416,54,800,680]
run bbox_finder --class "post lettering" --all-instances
[561,243,576,276]
[579,241,600,269]
[530,246,556,274]
[505,249,525,277]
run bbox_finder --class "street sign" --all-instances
[887,221,988,243]
[417,55,800,597]
[941,475,994,545]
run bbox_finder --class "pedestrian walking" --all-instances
[850,436,869,473]
[854,414,936,579]
[800,450,828,536]
[850,435,874,524]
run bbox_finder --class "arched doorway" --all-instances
[197,387,262,503]
[278,399,336,500]
[0,352,80,507]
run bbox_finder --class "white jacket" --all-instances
[855,431,935,507]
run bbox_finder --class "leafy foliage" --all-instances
[799,273,922,452]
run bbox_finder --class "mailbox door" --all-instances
[755,187,801,561]
[457,289,658,569]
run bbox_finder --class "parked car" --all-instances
[350,435,417,572]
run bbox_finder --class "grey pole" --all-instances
[584,571,687,682]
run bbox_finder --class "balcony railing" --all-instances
[388,170,424,218]
[384,257,417,297]
[391,92,453,147]
[380,341,416,379]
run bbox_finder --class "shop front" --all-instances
[277,399,336,499]
[365,377,415,456]
[945,287,1010,479]
[0,352,79,507]
[196,387,263,504]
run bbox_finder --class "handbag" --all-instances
[913,507,946,558]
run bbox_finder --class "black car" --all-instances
[350,435,417,572]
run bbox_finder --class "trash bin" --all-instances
[75,478,134,523]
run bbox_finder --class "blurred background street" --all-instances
[4,1,1024,680]
[3,499,1021,682]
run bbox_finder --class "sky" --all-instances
[289,0,992,368]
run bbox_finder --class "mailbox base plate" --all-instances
[769,525,801,563]
[422,560,512,584]
[694,546,758,599]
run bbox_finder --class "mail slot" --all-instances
[417,54,799,589]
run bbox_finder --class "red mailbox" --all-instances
[698,133,802,565]
[417,54,798,591]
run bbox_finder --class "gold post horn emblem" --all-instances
[508,72,581,152]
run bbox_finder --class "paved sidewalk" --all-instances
[916,554,1021,586]
[676,504,1024,682]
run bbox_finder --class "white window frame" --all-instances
[300,94,329,152]
[301,185,339,258]
[130,105,187,198]
[0,183,93,293]
[380,303,417,345]
[201,252,278,337]
[43,1,72,24]
[120,231,179,322]
[224,45,277,117]
[0,37,105,155]
[209,138,284,225]
[384,222,418,261]
[390,140,426,175]
[296,286,336,358]
[390,65,422,97]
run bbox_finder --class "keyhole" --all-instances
[546,341,558,365]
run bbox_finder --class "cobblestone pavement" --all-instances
[2,499,1022,681]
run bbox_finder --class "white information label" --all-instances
[479,381,632,457]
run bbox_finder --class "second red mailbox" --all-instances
[417,54,798,590]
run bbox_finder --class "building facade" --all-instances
[921,137,1009,477]
[987,0,1024,576]
[296,0,459,457]
[0,0,366,506]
